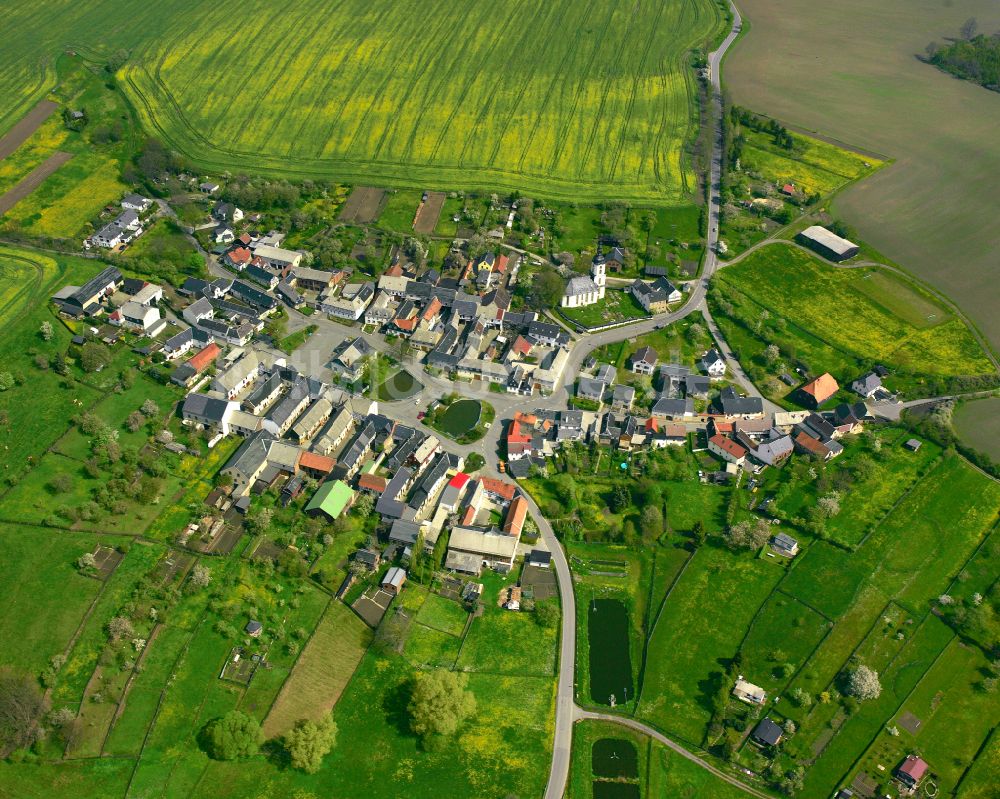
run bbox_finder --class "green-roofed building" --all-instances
[305,480,355,519]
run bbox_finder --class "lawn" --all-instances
[0,245,104,472]
[414,592,469,637]
[712,243,994,398]
[560,288,649,329]
[403,622,463,669]
[376,368,422,401]
[376,189,423,232]
[637,544,785,745]
[0,525,112,676]
[457,593,559,678]
[195,649,555,799]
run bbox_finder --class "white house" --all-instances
[121,194,153,213]
[560,259,606,309]
[701,348,727,379]
[113,301,161,333]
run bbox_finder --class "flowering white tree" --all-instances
[847,665,882,701]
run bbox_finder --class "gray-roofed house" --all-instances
[181,393,238,434]
[752,718,784,747]
[221,430,277,496]
[850,371,883,398]
[770,532,799,558]
[611,384,635,412]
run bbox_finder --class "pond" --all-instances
[592,782,640,799]
[592,738,639,779]
[377,369,422,401]
[438,399,482,436]
[588,598,634,705]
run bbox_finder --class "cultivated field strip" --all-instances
[79,0,726,201]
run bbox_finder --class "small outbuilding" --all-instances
[527,549,552,569]
[381,566,407,595]
[245,620,262,638]
[733,676,767,705]
[770,532,799,558]
[904,438,922,452]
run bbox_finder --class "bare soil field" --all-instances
[338,187,386,224]
[0,151,72,215]
[413,192,446,234]
[726,0,1000,351]
[0,100,57,160]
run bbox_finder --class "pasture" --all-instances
[954,396,1000,460]
[712,243,994,398]
[726,0,1000,351]
[0,0,723,204]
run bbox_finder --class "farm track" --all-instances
[0,99,57,160]
[0,150,72,216]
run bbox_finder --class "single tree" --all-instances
[126,411,145,433]
[0,372,14,392]
[107,616,134,641]
[0,670,47,756]
[189,564,212,588]
[203,711,262,760]
[408,670,477,744]
[39,321,54,341]
[140,399,160,416]
[846,664,882,701]
[80,342,112,373]
[284,714,338,773]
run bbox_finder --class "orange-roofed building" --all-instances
[298,451,335,476]
[495,254,509,273]
[421,296,443,322]
[385,264,404,277]
[510,335,533,357]
[460,504,477,526]
[187,343,220,373]
[357,473,388,493]
[226,247,252,268]
[481,477,517,503]
[502,496,528,537]
[799,372,839,408]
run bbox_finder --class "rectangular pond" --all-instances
[588,597,634,705]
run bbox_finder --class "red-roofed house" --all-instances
[708,434,747,465]
[896,755,928,790]
[781,183,796,196]
[460,504,477,526]
[357,473,388,493]
[794,430,832,460]
[297,451,335,477]
[502,496,528,537]
[481,477,517,504]
[188,343,220,373]
[421,296,443,323]
[448,473,470,490]
[506,417,535,460]
[226,247,252,269]
[799,372,839,408]
[495,254,509,274]
[510,335,533,358]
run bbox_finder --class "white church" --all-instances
[560,257,606,308]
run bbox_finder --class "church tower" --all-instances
[591,253,606,300]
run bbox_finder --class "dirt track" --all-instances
[0,151,73,215]
[413,191,446,233]
[0,100,58,160]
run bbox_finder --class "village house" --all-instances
[709,433,747,466]
[629,345,658,375]
[733,676,767,705]
[799,372,839,408]
[628,276,681,313]
[701,348,727,378]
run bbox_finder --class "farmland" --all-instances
[710,243,995,402]
[0,0,727,204]
[954,396,1000,460]
[726,0,1000,351]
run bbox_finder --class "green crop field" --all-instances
[1,0,726,204]
[726,0,1000,352]
[712,243,995,399]
[954,396,1000,461]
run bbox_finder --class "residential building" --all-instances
[709,433,747,465]
[701,348,727,378]
[629,346,658,375]
[770,532,799,557]
[799,372,839,408]
[733,677,766,705]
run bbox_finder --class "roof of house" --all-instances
[305,480,354,518]
[382,566,406,589]
[449,527,519,559]
[188,343,220,372]
[358,473,388,492]
[772,532,798,551]
[800,372,839,403]
[753,718,783,746]
[898,755,928,781]
[182,392,232,422]
[710,433,747,460]
[298,450,335,474]
[502,496,528,537]
[795,430,831,457]
[480,477,517,501]
[630,345,658,366]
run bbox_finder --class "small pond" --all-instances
[592,737,639,779]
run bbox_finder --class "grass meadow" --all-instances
[726,0,1000,352]
[11,0,726,203]
[712,243,994,400]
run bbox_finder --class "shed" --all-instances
[527,549,552,568]
[381,566,407,595]
[904,438,922,452]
